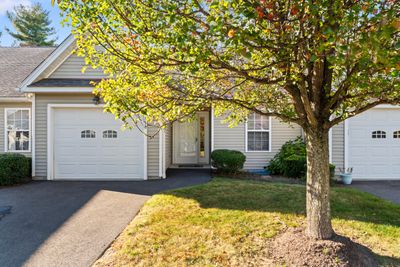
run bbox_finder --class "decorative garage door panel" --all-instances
[53,108,145,180]
[348,108,400,180]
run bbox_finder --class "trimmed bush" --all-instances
[282,154,307,178]
[0,153,31,186]
[268,137,306,177]
[268,137,336,179]
[211,149,246,173]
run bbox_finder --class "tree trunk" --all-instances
[305,128,334,239]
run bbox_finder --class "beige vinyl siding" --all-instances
[213,113,302,169]
[147,126,160,178]
[49,54,107,79]
[35,44,75,81]
[0,102,32,157]
[331,122,345,172]
[34,93,159,179]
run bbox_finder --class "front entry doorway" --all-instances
[173,112,210,165]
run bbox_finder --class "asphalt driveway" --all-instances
[349,180,400,205]
[0,169,210,267]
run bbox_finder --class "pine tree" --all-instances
[6,3,57,47]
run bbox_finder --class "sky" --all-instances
[0,0,71,46]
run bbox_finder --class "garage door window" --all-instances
[103,130,117,139]
[372,130,386,139]
[81,130,96,138]
[5,108,30,152]
[394,131,400,139]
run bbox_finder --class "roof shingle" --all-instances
[0,47,55,97]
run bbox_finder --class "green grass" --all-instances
[95,178,400,267]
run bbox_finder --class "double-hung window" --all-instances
[246,113,271,152]
[5,108,31,152]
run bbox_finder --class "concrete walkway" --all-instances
[349,180,400,205]
[0,169,210,267]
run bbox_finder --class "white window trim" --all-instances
[4,108,31,153]
[245,115,272,153]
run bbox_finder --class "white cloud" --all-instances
[0,0,32,16]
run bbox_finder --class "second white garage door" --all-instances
[348,108,400,180]
[53,108,145,180]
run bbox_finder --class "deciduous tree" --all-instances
[58,0,399,239]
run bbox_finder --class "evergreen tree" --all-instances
[6,3,56,46]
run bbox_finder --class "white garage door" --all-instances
[53,108,145,180]
[348,108,400,180]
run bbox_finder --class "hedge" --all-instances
[211,149,246,173]
[0,153,31,186]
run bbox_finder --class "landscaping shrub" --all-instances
[211,149,246,173]
[329,164,336,179]
[282,154,307,178]
[268,137,306,177]
[0,153,31,186]
[268,137,336,179]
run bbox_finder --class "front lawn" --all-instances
[95,178,400,266]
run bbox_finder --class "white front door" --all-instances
[173,112,210,164]
[348,108,400,180]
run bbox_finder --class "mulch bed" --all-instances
[270,227,378,267]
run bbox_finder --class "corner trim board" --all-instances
[211,106,214,152]
[158,128,163,178]
[328,128,333,163]
[158,128,167,179]
[344,119,349,170]
[32,94,36,176]
[143,123,148,180]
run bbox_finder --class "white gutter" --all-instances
[0,97,31,102]
[22,87,94,93]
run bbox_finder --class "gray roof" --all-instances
[29,78,102,87]
[0,47,55,97]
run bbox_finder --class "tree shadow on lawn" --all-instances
[163,178,400,265]
[166,177,400,227]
